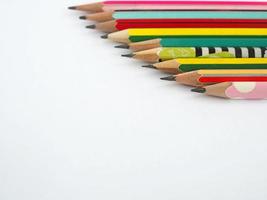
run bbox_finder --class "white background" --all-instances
[1,0,267,199]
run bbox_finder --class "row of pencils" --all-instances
[69,0,267,100]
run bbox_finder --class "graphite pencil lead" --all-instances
[115,44,129,49]
[101,34,108,39]
[68,6,77,10]
[142,64,156,69]
[79,16,87,20]
[160,75,176,81]
[121,53,134,58]
[86,24,96,29]
[191,88,206,93]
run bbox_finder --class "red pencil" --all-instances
[87,18,267,33]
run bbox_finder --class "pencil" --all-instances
[191,82,267,99]
[106,28,267,43]
[142,58,267,73]
[161,69,267,86]
[69,1,267,12]
[81,11,267,23]
[116,38,267,52]
[88,19,267,33]
[122,47,267,62]
[102,3,267,12]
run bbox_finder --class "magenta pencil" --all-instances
[69,1,267,12]
[104,1,267,5]
[102,4,267,11]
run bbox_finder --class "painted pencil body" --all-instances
[192,82,267,99]
[102,4,267,11]
[113,11,267,20]
[144,58,267,73]
[125,47,267,62]
[163,69,267,86]
[107,28,267,43]
[123,38,267,52]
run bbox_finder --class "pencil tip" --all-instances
[86,24,96,29]
[68,6,77,10]
[101,34,108,39]
[79,16,87,20]
[121,53,134,58]
[142,64,156,69]
[191,88,206,93]
[115,44,129,49]
[160,75,176,81]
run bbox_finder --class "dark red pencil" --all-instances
[86,18,267,32]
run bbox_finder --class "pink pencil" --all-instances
[69,0,267,12]
[104,1,267,5]
[102,4,267,11]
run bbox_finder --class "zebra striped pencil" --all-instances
[121,47,267,62]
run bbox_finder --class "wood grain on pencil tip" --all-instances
[93,21,117,32]
[68,2,103,12]
[82,11,113,22]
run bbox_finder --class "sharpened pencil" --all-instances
[78,11,267,23]
[118,38,267,52]
[142,58,267,73]
[122,47,267,62]
[106,28,267,44]
[191,82,267,99]
[91,19,267,33]
[161,69,267,86]
[69,1,267,12]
